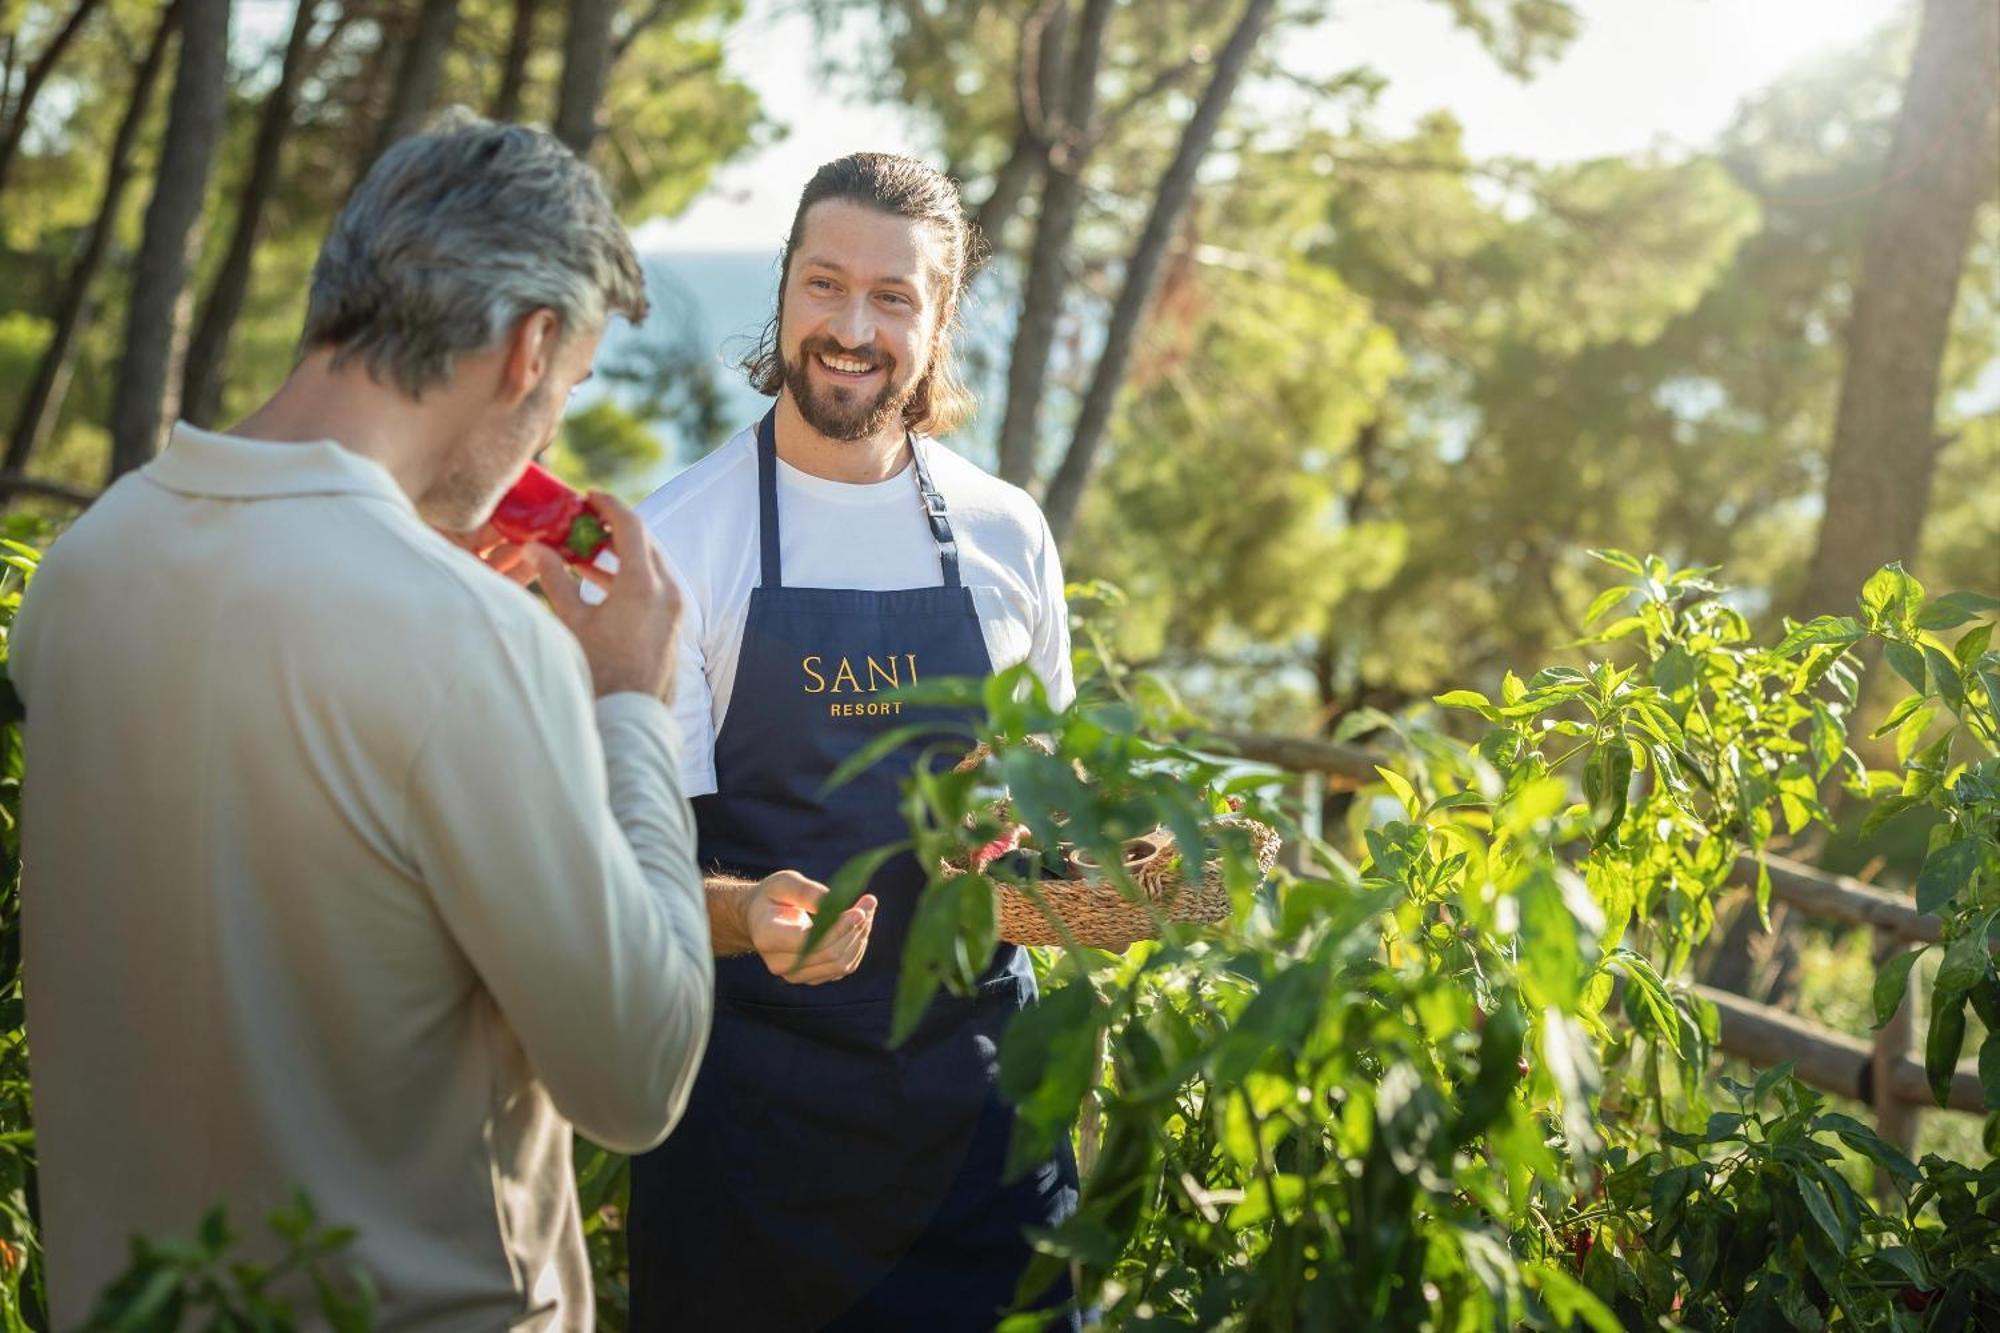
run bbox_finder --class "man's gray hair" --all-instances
[303,108,649,396]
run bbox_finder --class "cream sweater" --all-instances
[13,424,712,1330]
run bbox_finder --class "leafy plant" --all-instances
[826,554,1996,1331]
[1582,1066,2000,1328]
[77,1194,374,1333]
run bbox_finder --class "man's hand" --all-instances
[741,871,877,985]
[526,492,681,703]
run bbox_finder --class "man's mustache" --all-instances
[801,338,892,372]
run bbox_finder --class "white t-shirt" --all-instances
[637,422,1074,796]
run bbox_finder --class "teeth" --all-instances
[818,353,874,374]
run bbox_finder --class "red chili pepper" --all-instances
[1565,1228,1593,1273]
[971,825,1026,872]
[490,462,609,565]
[1900,1286,1935,1312]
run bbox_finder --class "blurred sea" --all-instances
[600,250,783,493]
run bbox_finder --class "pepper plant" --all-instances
[817,553,1997,1330]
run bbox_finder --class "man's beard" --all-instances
[428,380,555,531]
[782,337,921,442]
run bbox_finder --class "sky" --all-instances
[634,0,1914,253]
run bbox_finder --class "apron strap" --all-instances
[754,408,963,590]
[756,411,784,589]
[910,437,963,590]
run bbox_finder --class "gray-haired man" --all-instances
[12,114,711,1329]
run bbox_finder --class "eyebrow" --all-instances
[799,256,921,291]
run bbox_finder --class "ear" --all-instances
[497,308,562,408]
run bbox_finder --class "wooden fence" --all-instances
[1201,729,1991,1156]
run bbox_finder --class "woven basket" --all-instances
[946,745,1281,950]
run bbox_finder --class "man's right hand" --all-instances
[740,871,877,985]
[527,491,680,703]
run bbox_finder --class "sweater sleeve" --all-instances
[403,623,713,1152]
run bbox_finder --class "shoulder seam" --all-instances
[640,432,757,522]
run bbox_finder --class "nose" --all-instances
[828,294,875,350]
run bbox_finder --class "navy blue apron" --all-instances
[628,412,1080,1332]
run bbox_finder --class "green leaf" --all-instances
[1885,640,1929,695]
[801,841,912,962]
[1223,1172,1305,1229]
[1917,591,2000,630]
[1586,548,1645,576]
[1812,1112,1921,1183]
[1915,839,1982,915]
[1375,765,1422,818]
[997,981,1101,1180]
[1210,964,1324,1085]
[1980,1031,2000,1114]
[1454,994,1527,1144]
[1955,621,1993,667]
[1525,1262,1622,1333]
[1776,615,1866,656]
[1651,645,1697,701]
[1861,792,1921,839]
[1925,645,1965,712]
[1808,702,1842,780]
[890,877,969,1047]
[1613,950,1684,1059]
[1646,1163,1698,1249]
[1583,741,1634,847]
[1433,689,1499,720]
[1870,692,1928,738]
[1517,871,1586,1009]
[1795,1166,1849,1249]
[1862,563,1923,630]
[1872,947,1926,1028]
[1583,584,1632,626]
[1896,700,1939,765]
[818,721,967,796]
[1934,915,1995,996]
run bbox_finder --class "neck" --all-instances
[228,350,458,511]
[772,392,911,483]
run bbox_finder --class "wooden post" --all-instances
[1871,927,1919,1197]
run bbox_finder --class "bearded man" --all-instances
[628,153,1081,1331]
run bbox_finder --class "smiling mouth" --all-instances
[815,351,881,378]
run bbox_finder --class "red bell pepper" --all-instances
[489,462,609,565]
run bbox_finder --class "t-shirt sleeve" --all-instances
[666,558,718,797]
[1029,508,1075,710]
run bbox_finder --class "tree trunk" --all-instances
[106,0,229,480]
[489,0,542,120]
[552,0,615,156]
[6,1,179,474]
[179,0,324,430]
[1794,0,1999,618]
[973,128,1043,250]
[1042,0,1277,544]
[0,0,105,196]
[993,0,1108,488]
[1,35,18,130]
[366,0,460,166]
[972,0,1071,248]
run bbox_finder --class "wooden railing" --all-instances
[1198,729,1991,1153]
